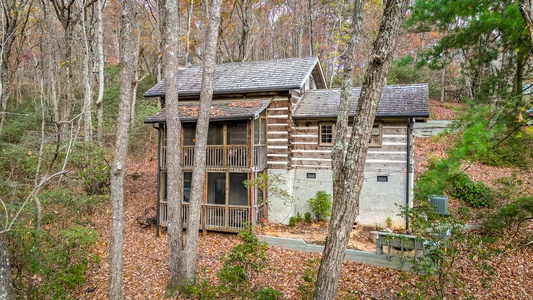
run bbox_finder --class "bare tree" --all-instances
[108,0,137,298]
[313,1,409,299]
[181,0,223,283]
[164,0,184,290]
[0,0,33,134]
[81,0,94,141]
[95,0,105,145]
[0,226,15,300]
[0,218,15,300]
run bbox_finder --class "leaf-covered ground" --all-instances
[73,102,533,299]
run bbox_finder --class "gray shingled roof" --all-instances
[144,56,326,98]
[144,99,272,123]
[292,84,429,119]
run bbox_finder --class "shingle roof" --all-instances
[144,56,326,98]
[144,98,272,123]
[292,84,430,119]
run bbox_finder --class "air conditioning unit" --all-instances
[429,195,448,216]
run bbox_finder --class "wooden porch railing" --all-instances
[158,201,250,232]
[181,145,266,170]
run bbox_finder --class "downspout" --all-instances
[405,118,413,231]
[153,123,161,237]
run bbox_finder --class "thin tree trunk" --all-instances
[130,12,142,128]
[81,0,93,142]
[182,0,223,283]
[96,0,105,145]
[185,0,194,65]
[313,1,408,299]
[308,0,314,56]
[108,0,136,298]
[440,66,446,103]
[520,0,533,47]
[164,0,184,290]
[0,231,15,300]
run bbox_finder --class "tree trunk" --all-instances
[440,66,446,103]
[313,0,363,296]
[520,0,533,46]
[96,0,105,146]
[181,0,223,282]
[81,0,93,142]
[0,231,15,300]
[163,0,185,290]
[313,1,408,299]
[108,0,136,298]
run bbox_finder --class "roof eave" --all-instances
[292,113,430,120]
[144,85,300,98]
[144,114,256,124]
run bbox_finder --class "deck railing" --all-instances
[158,201,250,232]
[182,145,266,170]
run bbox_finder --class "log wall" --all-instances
[290,120,408,173]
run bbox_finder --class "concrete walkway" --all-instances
[258,235,413,271]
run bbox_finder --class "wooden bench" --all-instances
[375,232,432,261]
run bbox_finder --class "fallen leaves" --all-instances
[71,103,533,300]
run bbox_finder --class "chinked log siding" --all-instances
[290,121,408,171]
[267,98,292,169]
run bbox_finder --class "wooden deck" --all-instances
[258,235,414,271]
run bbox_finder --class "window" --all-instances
[369,123,382,147]
[319,123,334,145]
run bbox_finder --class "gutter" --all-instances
[405,118,413,231]
[152,123,161,238]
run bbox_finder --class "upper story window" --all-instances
[319,122,334,146]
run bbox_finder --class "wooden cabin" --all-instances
[144,56,429,233]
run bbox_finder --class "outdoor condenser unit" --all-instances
[429,195,449,216]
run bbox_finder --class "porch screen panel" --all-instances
[183,124,196,145]
[207,173,226,205]
[229,173,248,206]
[227,123,247,145]
[183,172,192,202]
[208,124,223,145]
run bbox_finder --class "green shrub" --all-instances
[289,216,297,227]
[298,258,320,299]
[295,212,303,223]
[482,196,533,237]
[8,224,98,299]
[304,212,312,223]
[255,287,281,300]
[70,142,111,195]
[451,173,494,208]
[308,191,332,220]
[218,225,268,287]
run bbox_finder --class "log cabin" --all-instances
[144,56,429,233]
